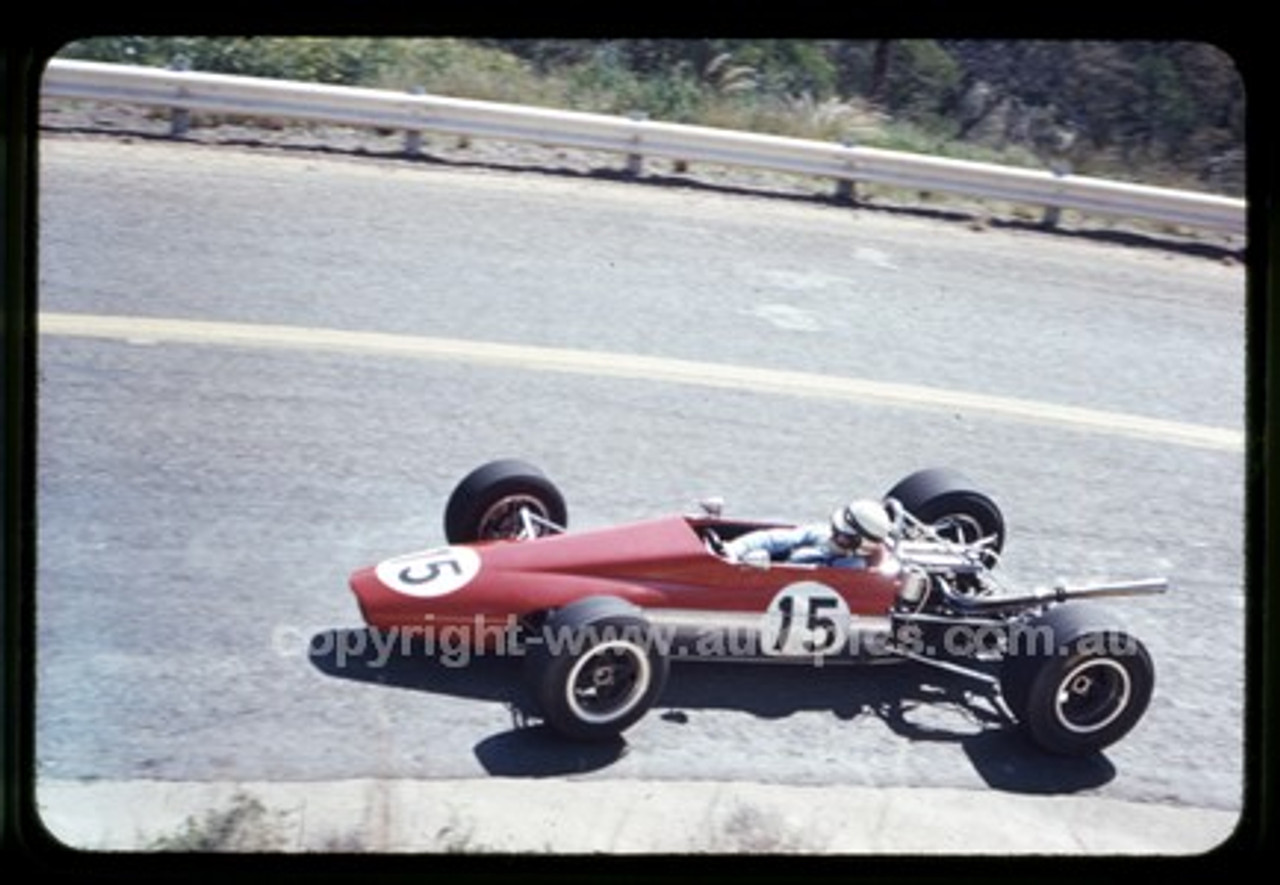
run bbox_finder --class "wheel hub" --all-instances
[477,495,550,539]
[565,641,650,725]
[1054,658,1131,734]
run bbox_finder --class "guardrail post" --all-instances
[626,111,647,177]
[404,86,425,156]
[169,56,191,138]
[835,136,859,205]
[1041,161,1071,228]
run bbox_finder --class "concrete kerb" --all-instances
[34,777,1240,855]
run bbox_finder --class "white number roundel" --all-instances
[761,581,850,657]
[375,546,481,598]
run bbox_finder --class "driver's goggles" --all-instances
[832,530,861,550]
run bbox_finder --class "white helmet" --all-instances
[830,499,892,551]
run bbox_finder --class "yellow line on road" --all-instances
[39,312,1244,452]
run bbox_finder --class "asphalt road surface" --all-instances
[34,137,1246,820]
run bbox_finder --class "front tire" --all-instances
[444,459,567,543]
[527,598,669,741]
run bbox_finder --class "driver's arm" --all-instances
[723,526,808,562]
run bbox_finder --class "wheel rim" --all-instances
[565,640,651,725]
[476,494,551,540]
[1053,658,1132,734]
[930,512,986,545]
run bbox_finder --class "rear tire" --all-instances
[885,467,1005,554]
[1000,604,1155,756]
[444,459,567,543]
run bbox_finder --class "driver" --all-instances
[723,499,892,568]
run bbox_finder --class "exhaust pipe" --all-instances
[951,577,1168,612]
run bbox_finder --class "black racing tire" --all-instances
[444,459,567,544]
[884,467,1005,554]
[527,597,669,742]
[1000,603,1155,756]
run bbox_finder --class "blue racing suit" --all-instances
[723,523,871,569]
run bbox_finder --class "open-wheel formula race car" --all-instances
[348,459,1168,756]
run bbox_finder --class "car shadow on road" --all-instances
[308,627,527,705]
[309,628,1115,794]
[662,659,1117,795]
[309,627,630,776]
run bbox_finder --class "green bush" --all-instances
[60,37,392,84]
[370,39,536,100]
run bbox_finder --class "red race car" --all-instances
[348,459,1167,755]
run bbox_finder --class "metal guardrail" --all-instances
[41,59,1246,236]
